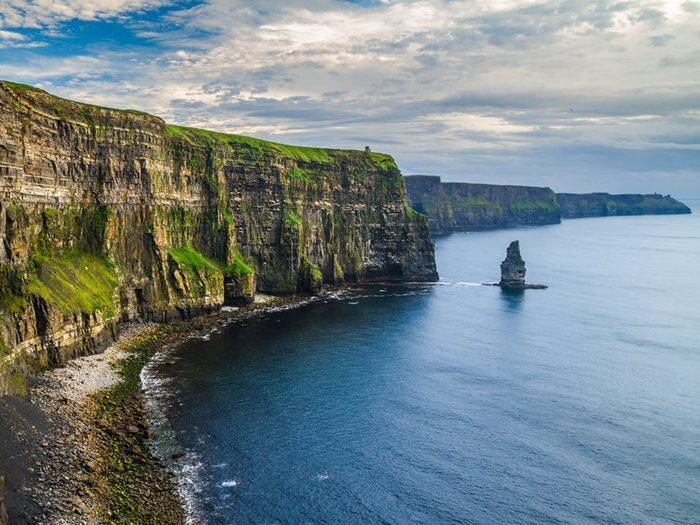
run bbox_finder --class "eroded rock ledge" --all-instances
[0,81,438,394]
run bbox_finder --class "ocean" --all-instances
[143,202,700,524]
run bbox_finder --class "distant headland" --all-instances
[405,175,691,234]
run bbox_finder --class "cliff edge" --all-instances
[0,81,437,394]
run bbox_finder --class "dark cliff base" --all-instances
[405,175,691,234]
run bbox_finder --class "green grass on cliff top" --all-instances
[2,80,38,92]
[1,80,151,118]
[2,80,398,171]
[165,124,397,169]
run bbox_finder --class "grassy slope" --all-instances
[164,124,397,171]
[27,254,118,318]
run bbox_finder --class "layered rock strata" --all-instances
[0,81,437,394]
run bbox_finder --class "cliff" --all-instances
[556,193,691,218]
[0,81,437,394]
[406,175,691,234]
[405,175,560,234]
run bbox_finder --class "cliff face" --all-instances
[0,81,437,394]
[557,193,691,218]
[405,175,561,234]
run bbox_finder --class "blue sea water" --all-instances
[144,204,700,524]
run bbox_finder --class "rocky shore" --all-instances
[0,294,310,524]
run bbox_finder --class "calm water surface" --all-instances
[144,204,700,524]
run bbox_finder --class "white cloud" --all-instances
[0,29,26,40]
[423,113,537,136]
[1,0,699,192]
[0,0,166,28]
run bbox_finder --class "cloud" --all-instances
[0,28,49,48]
[0,29,26,40]
[0,0,168,29]
[648,33,675,46]
[0,0,698,194]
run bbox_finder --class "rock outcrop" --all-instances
[557,192,691,218]
[405,176,691,234]
[0,81,437,394]
[405,175,561,234]
[499,241,526,288]
[498,241,547,290]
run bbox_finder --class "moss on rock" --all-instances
[27,253,118,317]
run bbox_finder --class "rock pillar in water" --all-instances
[500,240,526,289]
[498,240,547,290]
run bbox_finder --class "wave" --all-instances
[141,354,206,525]
[139,296,337,524]
[221,480,240,488]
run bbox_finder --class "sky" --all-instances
[0,0,698,195]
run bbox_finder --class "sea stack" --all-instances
[500,241,526,288]
[499,241,547,290]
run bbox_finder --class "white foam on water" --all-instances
[221,479,241,487]
[139,297,335,524]
[142,353,206,525]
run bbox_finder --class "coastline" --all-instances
[0,293,315,524]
